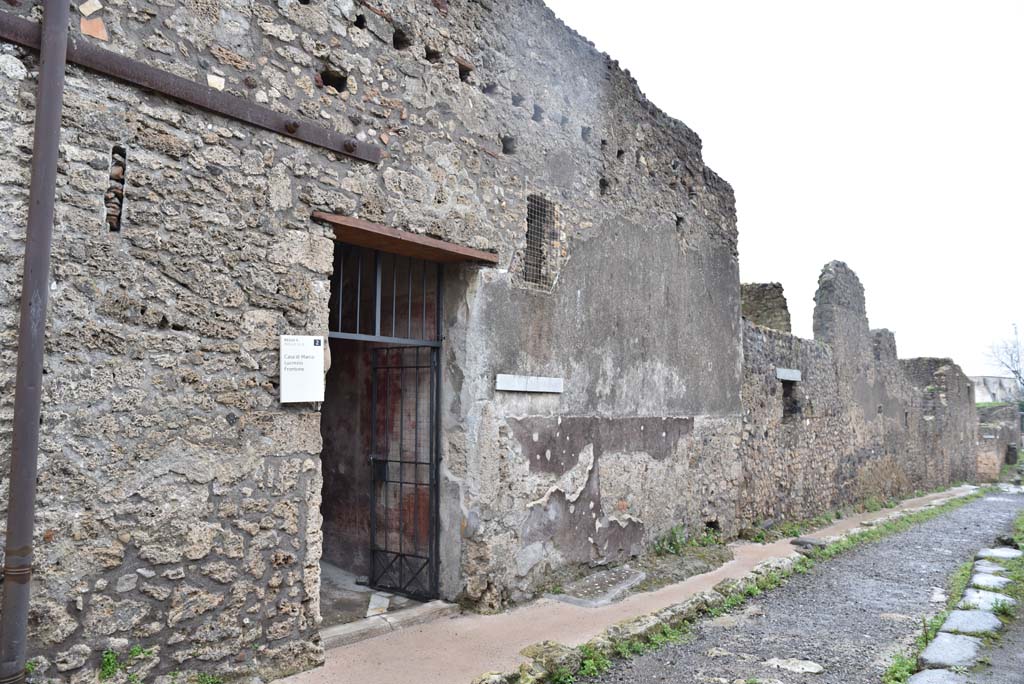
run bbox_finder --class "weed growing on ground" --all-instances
[653,525,723,555]
[577,645,611,677]
[548,666,575,684]
[992,599,1015,618]
[195,674,224,684]
[882,654,916,684]
[24,661,36,676]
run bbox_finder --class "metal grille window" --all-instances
[524,194,557,287]
[329,243,441,347]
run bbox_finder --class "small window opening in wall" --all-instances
[319,67,348,93]
[616,148,625,160]
[781,380,801,420]
[105,145,126,232]
[599,177,610,196]
[581,126,591,142]
[511,93,525,106]
[298,0,310,4]
[905,411,910,428]
[532,105,544,122]
[559,114,569,126]
[456,60,473,82]
[524,194,556,287]
[482,82,498,95]
[354,14,367,29]
[425,46,443,63]
[501,135,516,155]
[392,27,412,50]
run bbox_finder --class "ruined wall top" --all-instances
[741,282,791,333]
[812,261,870,348]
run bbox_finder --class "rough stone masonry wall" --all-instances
[738,263,978,525]
[740,282,791,333]
[0,32,335,684]
[976,404,1022,481]
[0,0,741,680]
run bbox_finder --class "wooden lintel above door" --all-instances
[312,211,499,264]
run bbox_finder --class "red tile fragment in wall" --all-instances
[80,16,109,42]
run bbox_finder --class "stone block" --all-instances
[958,588,1017,611]
[918,633,981,669]
[940,610,1003,636]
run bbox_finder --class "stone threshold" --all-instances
[320,600,459,650]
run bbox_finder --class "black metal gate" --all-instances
[369,346,440,599]
[327,241,442,599]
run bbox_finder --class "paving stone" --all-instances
[907,669,967,684]
[974,560,1007,575]
[959,588,1018,611]
[548,565,646,608]
[976,547,1023,561]
[365,592,390,618]
[791,537,828,549]
[918,632,981,669]
[940,610,1003,635]
[762,658,824,674]
[971,573,1011,591]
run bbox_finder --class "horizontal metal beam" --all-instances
[328,331,441,348]
[0,11,381,165]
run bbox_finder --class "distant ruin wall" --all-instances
[971,376,1022,404]
[741,283,792,332]
[977,404,1022,481]
[738,262,978,524]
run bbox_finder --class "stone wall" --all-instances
[971,376,1022,404]
[741,282,791,332]
[738,266,978,525]
[0,0,740,679]
[976,404,1022,481]
[0,1,983,681]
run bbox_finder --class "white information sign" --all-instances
[280,335,325,403]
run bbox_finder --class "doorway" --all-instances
[319,242,442,627]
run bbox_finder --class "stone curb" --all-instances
[320,600,458,650]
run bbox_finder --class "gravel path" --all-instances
[586,493,1024,684]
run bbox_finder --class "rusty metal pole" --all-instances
[0,1,69,681]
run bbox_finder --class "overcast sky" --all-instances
[544,0,1023,377]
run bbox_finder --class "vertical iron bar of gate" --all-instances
[355,249,362,335]
[430,263,443,595]
[373,251,382,338]
[398,358,405,590]
[414,346,421,560]
[368,347,378,585]
[333,245,342,331]
[383,347,391,578]
[334,245,344,332]
[391,255,397,338]
[406,256,413,340]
